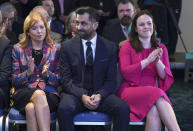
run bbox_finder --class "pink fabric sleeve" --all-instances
[158,44,174,91]
[119,41,142,86]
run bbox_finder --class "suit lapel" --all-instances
[118,24,127,40]
[94,36,105,65]
[73,37,85,66]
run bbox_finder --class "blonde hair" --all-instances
[19,12,53,47]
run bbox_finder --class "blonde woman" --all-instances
[12,12,60,131]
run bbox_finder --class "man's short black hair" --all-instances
[118,0,134,6]
[75,6,100,22]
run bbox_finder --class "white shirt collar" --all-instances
[81,33,97,46]
[82,34,97,63]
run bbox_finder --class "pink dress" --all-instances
[117,41,174,122]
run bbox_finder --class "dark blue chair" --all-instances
[0,109,9,131]
[0,109,4,130]
[73,112,112,131]
[0,109,3,116]
[8,108,56,131]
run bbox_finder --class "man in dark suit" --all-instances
[0,37,12,110]
[0,10,12,110]
[0,2,23,45]
[102,0,135,47]
[52,0,77,23]
[76,0,117,34]
[58,7,130,131]
[41,0,64,35]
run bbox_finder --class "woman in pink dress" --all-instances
[117,10,180,131]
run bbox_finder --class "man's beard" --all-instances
[120,15,132,26]
[76,29,92,40]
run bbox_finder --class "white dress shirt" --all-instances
[82,34,97,64]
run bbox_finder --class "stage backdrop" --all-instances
[176,0,193,52]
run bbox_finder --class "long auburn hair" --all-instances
[19,12,53,47]
[129,10,158,52]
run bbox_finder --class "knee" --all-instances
[31,90,46,102]
[156,97,167,105]
[25,103,35,117]
[58,104,76,114]
[147,105,160,120]
[115,101,130,115]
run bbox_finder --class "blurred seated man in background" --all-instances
[0,2,23,44]
[102,0,135,47]
[0,10,12,111]
[41,0,64,35]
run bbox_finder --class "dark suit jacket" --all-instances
[53,0,76,17]
[102,19,127,46]
[50,19,64,35]
[0,37,12,108]
[60,36,117,99]
[76,0,116,18]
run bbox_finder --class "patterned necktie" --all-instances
[86,41,93,66]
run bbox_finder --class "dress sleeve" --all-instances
[119,41,142,86]
[158,44,174,91]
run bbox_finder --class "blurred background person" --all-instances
[102,0,135,47]
[0,10,12,112]
[76,0,117,34]
[0,2,23,44]
[52,0,77,24]
[64,11,76,40]
[41,0,64,35]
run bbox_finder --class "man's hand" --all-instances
[90,94,101,107]
[82,94,96,110]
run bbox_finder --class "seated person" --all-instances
[102,0,135,46]
[0,10,12,110]
[41,0,64,35]
[0,2,23,45]
[117,10,181,131]
[63,11,76,40]
[57,7,130,131]
[12,12,60,131]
